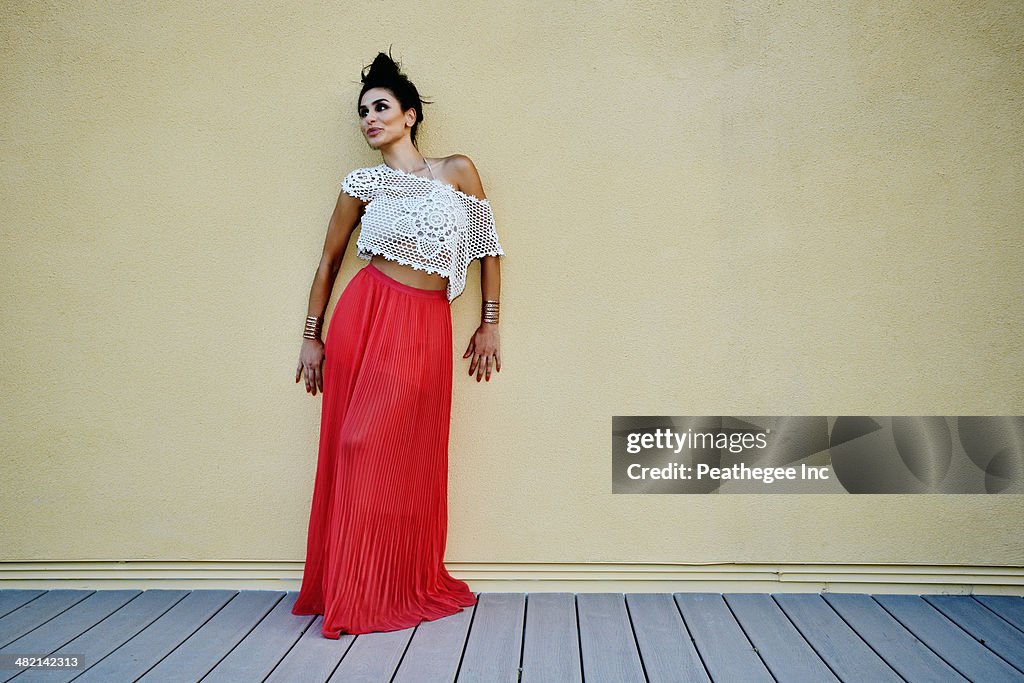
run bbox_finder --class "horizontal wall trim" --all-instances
[1,561,1022,595]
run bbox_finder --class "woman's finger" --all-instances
[296,362,302,383]
[485,355,492,381]
[463,340,475,358]
[315,363,324,392]
[495,350,501,372]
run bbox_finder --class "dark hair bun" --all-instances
[362,52,402,82]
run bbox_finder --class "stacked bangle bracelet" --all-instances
[482,300,499,325]
[303,315,323,340]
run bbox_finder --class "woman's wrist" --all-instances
[481,299,499,325]
[303,314,323,341]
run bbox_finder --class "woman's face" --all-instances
[358,87,413,148]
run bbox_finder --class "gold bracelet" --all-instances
[303,315,323,340]
[482,300,499,325]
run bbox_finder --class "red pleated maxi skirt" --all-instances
[292,261,477,638]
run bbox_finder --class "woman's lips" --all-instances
[368,128,382,136]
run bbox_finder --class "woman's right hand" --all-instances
[296,338,326,396]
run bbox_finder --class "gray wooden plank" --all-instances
[327,627,413,682]
[520,593,581,683]
[725,593,838,683]
[773,593,900,682]
[0,591,46,619]
[975,595,1024,633]
[72,590,236,682]
[0,590,93,648]
[874,593,1024,682]
[458,593,525,682]
[676,593,772,682]
[626,593,709,683]
[924,595,1024,673]
[14,590,188,683]
[138,590,289,682]
[0,590,138,681]
[265,615,355,682]
[577,593,645,683]
[822,593,967,682]
[393,597,475,683]
[203,592,314,682]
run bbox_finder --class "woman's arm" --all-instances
[471,254,501,380]
[453,155,503,382]
[296,190,365,395]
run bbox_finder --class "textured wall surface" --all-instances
[2,1,1021,564]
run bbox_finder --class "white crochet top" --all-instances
[340,161,505,302]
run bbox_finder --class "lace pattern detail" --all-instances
[341,163,505,302]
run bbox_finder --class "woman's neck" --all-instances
[380,144,428,174]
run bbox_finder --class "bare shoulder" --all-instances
[439,154,486,200]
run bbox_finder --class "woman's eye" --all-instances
[358,103,387,117]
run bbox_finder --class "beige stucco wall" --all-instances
[2,2,1021,570]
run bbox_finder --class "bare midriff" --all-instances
[370,254,448,291]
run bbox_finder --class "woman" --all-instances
[290,51,504,638]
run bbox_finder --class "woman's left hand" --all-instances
[463,323,501,382]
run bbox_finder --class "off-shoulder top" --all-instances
[340,161,505,302]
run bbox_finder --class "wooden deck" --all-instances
[0,590,1022,681]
